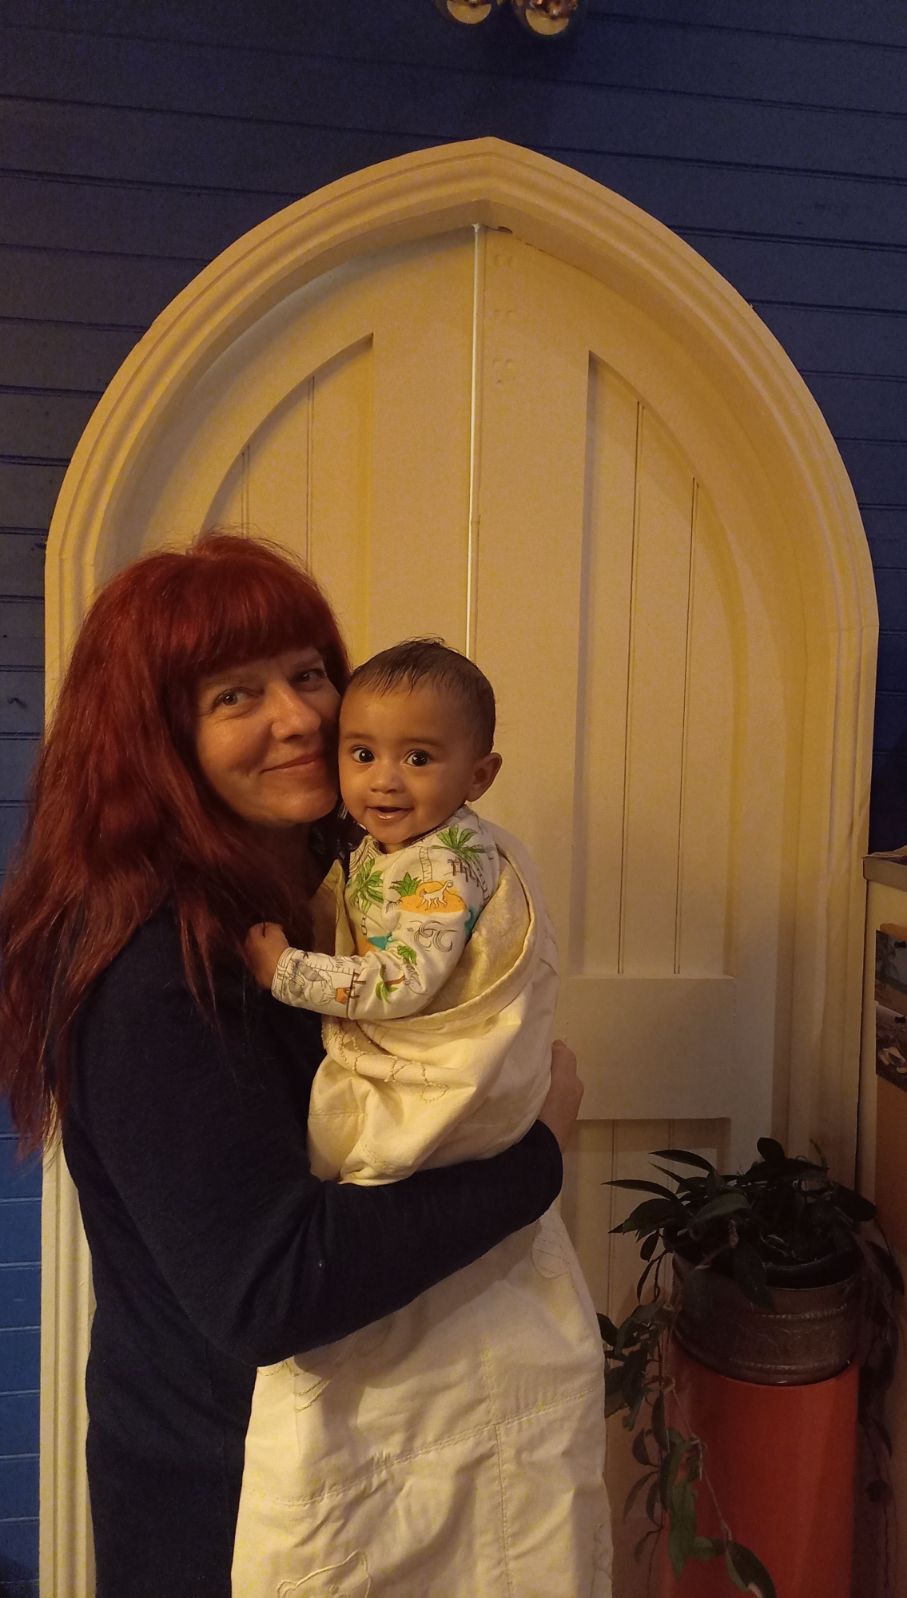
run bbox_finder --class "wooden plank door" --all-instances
[112,223,789,1595]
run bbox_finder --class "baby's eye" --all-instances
[405,750,432,767]
[349,747,374,764]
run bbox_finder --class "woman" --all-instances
[0,532,582,1598]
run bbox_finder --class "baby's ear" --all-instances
[467,751,502,802]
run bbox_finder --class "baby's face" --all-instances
[338,683,499,851]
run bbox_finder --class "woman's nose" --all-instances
[267,683,323,737]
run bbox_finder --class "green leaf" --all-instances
[632,1428,653,1466]
[349,861,385,909]
[608,1178,682,1200]
[626,1387,647,1428]
[636,1257,658,1300]
[393,941,418,965]
[597,1312,619,1344]
[724,1550,749,1591]
[691,1536,722,1561]
[633,1527,659,1563]
[659,1432,689,1512]
[651,1148,718,1173]
[623,1470,656,1520]
[756,1136,785,1164]
[651,1164,705,1193]
[667,1477,697,1575]
[604,1381,625,1413]
[686,1191,751,1229]
[391,872,421,898]
[651,1392,668,1452]
[437,824,476,849]
[437,825,483,863]
[831,1184,876,1224]
[612,1197,685,1236]
[725,1542,777,1598]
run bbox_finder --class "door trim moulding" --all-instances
[42,138,876,1597]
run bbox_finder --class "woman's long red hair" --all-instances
[0,531,349,1151]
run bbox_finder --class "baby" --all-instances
[234,639,611,1598]
[247,636,571,1185]
[247,637,504,1031]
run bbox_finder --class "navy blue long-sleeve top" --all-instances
[62,912,563,1598]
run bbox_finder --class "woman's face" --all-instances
[195,647,340,830]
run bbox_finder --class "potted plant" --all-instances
[600,1138,902,1597]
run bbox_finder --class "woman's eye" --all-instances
[406,750,431,767]
[295,665,327,687]
[213,687,247,710]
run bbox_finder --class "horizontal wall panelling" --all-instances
[0,463,66,530]
[0,1264,41,1325]
[0,600,42,669]
[0,244,205,327]
[804,373,907,441]
[0,173,296,259]
[0,674,42,737]
[3,0,906,77]
[0,320,142,391]
[0,1392,39,1456]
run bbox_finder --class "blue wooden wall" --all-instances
[0,0,905,1586]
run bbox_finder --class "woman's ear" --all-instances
[466,751,503,802]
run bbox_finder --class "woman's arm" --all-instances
[71,917,565,1365]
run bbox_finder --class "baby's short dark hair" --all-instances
[346,639,496,754]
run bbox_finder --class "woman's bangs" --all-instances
[180,562,334,682]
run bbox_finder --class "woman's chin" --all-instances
[250,790,339,832]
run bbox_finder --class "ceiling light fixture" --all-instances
[433,0,585,40]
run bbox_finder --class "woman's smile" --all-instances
[264,750,327,772]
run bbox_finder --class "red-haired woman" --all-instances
[0,532,581,1598]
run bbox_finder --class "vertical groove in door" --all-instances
[605,1117,617,1317]
[569,356,598,977]
[308,338,373,658]
[239,444,250,534]
[303,374,314,568]
[674,477,699,975]
[617,402,645,978]
[465,225,486,659]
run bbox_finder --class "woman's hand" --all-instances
[538,1041,584,1152]
[245,922,291,990]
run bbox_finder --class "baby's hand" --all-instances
[245,922,290,989]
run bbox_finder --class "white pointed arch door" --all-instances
[43,141,876,1597]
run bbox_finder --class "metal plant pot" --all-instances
[672,1252,863,1385]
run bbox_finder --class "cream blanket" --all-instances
[232,826,611,1597]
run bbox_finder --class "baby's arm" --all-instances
[247,834,492,1021]
[246,922,293,991]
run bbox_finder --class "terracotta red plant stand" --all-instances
[658,1342,858,1598]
